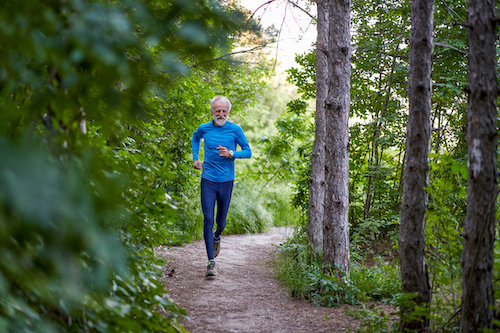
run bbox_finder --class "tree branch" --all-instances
[288,0,316,20]
[191,45,266,67]
[250,0,315,21]
[355,50,408,60]
[247,0,315,70]
[440,0,465,22]
[435,42,466,55]
[159,45,267,72]
[250,0,277,20]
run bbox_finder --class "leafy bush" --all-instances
[170,182,204,245]
[310,270,363,307]
[272,239,363,306]
[272,227,401,309]
[83,246,187,333]
[271,230,314,298]
[0,136,185,332]
[225,178,274,234]
[350,260,401,301]
[345,304,398,333]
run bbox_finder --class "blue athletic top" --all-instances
[192,120,252,182]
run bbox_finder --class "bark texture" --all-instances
[323,0,350,276]
[398,0,434,330]
[307,0,328,254]
[460,0,498,331]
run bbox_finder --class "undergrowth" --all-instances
[271,226,402,308]
[345,304,399,333]
[173,177,298,245]
[271,222,500,332]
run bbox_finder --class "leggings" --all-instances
[201,178,234,260]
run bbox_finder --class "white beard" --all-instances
[213,115,227,127]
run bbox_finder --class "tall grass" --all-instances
[172,177,298,244]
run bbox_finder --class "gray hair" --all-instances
[210,96,232,113]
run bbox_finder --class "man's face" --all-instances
[211,100,230,127]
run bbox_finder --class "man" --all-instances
[191,96,252,277]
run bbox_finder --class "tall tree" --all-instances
[308,0,328,254]
[398,0,434,330]
[323,0,351,275]
[460,0,498,331]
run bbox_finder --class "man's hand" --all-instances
[193,160,202,170]
[216,145,232,158]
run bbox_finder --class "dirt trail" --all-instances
[158,227,362,333]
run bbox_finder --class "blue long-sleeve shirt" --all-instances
[192,120,252,182]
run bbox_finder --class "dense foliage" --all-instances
[2,0,498,331]
[266,0,500,331]
[0,0,276,331]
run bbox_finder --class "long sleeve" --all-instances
[191,121,250,182]
[192,128,202,161]
[234,127,252,159]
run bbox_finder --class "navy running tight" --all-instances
[200,178,234,260]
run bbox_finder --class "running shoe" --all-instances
[206,261,217,277]
[213,237,221,258]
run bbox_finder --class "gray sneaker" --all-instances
[213,238,221,258]
[206,261,217,277]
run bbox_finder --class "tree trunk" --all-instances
[460,0,498,331]
[307,0,328,255]
[398,0,434,331]
[323,0,350,276]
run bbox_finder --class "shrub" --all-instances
[225,179,274,234]
[271,227,401,309]
[0,136,185,332]
[350,259,401,301]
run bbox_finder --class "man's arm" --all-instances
[192,128,202,169]
[234,127,252,159]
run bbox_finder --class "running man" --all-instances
[191,96,252,277]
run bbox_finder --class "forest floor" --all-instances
[158,227,366,333]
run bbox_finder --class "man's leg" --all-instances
[201,179,217,260]
[214,180,234,239]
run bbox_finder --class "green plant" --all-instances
[263,182,300,226]
[349,260,401,302]
[82,246,187,333]
[0,136,187,332]
[273,242,316,298]
[271,229,407,307]
[225,179,275,234]
[345,304,398,333]
[311,272,362,307]
[0,0,270,331]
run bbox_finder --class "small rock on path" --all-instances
[158,227,361,332]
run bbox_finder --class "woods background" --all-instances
[0,0,498,332]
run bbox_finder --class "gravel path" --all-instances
[158,227,362,332]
